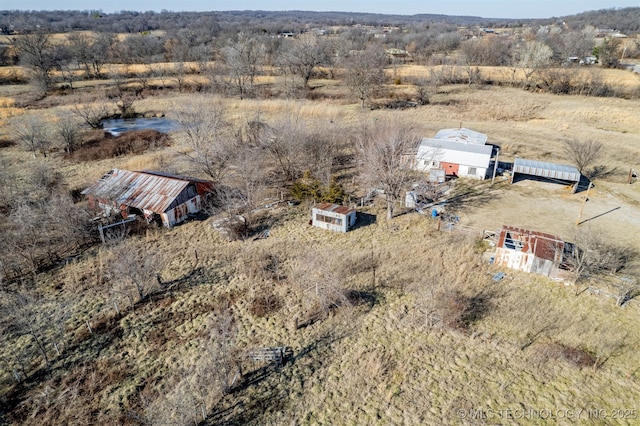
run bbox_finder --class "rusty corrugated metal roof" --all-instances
[315,202,355,215]
[497,225,564,261]
[82,169,195,214]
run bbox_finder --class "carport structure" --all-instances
[510,158,581,186]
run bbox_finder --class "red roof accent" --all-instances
[497,225,564,262]
[315,202,355,215]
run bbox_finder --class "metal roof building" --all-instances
[415,138,493,179]
[82,169,213,227]
[433,128,488,145]
[311,203,357,233]
[511,158,581,184]
[494,225,567,277]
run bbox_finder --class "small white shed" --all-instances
[311,203,356,233]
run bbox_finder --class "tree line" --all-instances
[2,8,640,35]
[5,17,639,99]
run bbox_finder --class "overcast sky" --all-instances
[1,1,639,19]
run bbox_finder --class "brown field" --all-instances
[1,61,639,425]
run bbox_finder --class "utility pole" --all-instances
[576,182,593,225]
[491,147,500,185]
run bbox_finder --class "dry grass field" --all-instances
[1,62,639,425]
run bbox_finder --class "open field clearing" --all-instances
[1,32,640,424]
[3,207,639,424]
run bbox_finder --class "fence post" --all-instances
[98,224,105,244]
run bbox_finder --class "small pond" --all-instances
[101,117,179,136]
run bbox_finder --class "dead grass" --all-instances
[2,206,639,425]
[395,64,640,89]
[1,66,640,425]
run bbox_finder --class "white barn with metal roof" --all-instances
[415,138,493,180]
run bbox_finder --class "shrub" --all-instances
[535,342,596,368]
[436,289,492,332]
[249,294,281,317]
[291,173,346,204]
[69,129,171,162]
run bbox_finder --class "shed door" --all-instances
[440,162,459,176]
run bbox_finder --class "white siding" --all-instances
[311,208,356,232]
[415,137,492,180]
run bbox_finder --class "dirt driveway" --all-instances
[453,177,640,250]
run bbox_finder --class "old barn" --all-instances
[82,169,213,228]
[414,128,494,180]
[311,203,357,233]
[494,225,567,278]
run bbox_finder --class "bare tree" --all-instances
[143,308,238,425]
[67,31,113,78]
[231,143,270,214]
[413,76,432,105]
[172,61,189,92]
[10,115,50,158]
[47,193,92,250]
[108,69,139,117]
[341,46,386,108]
[262,112,307,183]
[562,139,603,177]
[106,243,165,309]
[173,96,237,184]
[595,37,622,68]
[11,30,57,93]
[221,34,263,100]
[562,27,597,61]
[291,249,351,320]
[357,121,419,219]
[459,38,485,86]
[278,34,329,89]
[55,112,81,153]
[72,99,112,129]
[0,290,52,370]
[564,227,635,296]
[511,40,553,86]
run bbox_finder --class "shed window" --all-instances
[504,232,524,251]
[468,167,477,176]
[316,213,342,226]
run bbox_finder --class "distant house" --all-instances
[311,203,356,233]
[385,48,410,61]
[414,128,493,180]
[82,169,213,228]
[494,226,568,278]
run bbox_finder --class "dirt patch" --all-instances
[456,178,640,251]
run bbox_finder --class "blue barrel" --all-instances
[431,209,438,218]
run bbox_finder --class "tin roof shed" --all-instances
[512,158,581,183]
[497,226,564,262]
[82,169,212,213]
[312,203,357,233]
[494,225,567,277]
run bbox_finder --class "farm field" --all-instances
[1,50,640,425]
